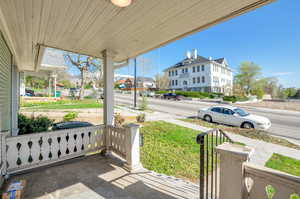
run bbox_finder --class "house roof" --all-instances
[39,48,68,71]
[214,58,225,64]
[137,77,154,82]
[164,55,228,71]
[0,0,274,71]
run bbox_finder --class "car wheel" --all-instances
[242,122,254,129]
[204,115,212,123]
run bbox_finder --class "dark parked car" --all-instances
[25,89,35,96]
[52,121,93,130]
[163,93,183,100]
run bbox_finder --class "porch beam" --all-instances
[102,50,115,126]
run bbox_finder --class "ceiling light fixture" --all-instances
[111,0,132,7]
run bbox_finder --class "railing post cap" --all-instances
[124,123,140,129]
[216,143,254,160]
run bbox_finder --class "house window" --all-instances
[175,80,178,86]
[213,76,219,84]
[201,65,205,71]
[175,70,178,76]
[193,67,195,73]
[185,68,188,73]
[169,71,171,76]
[193,77,196,84]
[202,76,205,83]
[197,77,200,83]
[172,80,174,86]
[197,65,200,72]
[169,80,171,86]
[172,71,174,76]
[182,68,184,73]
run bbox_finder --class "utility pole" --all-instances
[134,58,137,108]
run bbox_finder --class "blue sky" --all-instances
[116,0,300,88]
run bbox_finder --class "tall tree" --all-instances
[155,72,169,90]
[284,87,297,98]
[66,54,100,100]
[234,61,261,95]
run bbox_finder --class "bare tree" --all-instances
[155,72,169,90]
[66,54,101,100]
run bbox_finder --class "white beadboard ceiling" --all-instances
[0,0,274,71]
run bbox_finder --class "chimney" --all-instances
[193,49,198,59]
[209,56,213,61]
[186,51,191,59]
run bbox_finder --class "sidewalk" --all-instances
[164,119,300,165]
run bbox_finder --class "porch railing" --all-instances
[108,126,126,159]
[0,123,141,177]
[5,125,105,174]
[244,163,300,199]
[196,129,233,199]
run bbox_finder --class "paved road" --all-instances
[115,94,300,144]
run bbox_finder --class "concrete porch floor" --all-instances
[6,155,199,199]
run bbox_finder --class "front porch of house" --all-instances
[6,155,199,199]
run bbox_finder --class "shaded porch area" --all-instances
[6,155,199,199]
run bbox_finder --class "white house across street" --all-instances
[164,49,233,95]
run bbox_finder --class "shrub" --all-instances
[114,113,125,127]
[209,92,224,99]
[155,90,169,94]
[223,95,249,103]
[63,112,78,122]
[136,113,146,123]
[18,113,54,135]
[223,96,237,103]
[139,95,148,110]
[251,87,265,99]
[236,96,249,102]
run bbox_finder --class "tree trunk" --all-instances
[79,70,85,100]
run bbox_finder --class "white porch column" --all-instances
[19,72,25,96]
[124,123,142,172]
[216,143,254,199]
[48,76,52,97]
[11,65,19,136]
[102,49,115,126]
[53,74,57,98]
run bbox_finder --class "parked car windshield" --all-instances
[233,108,249,117]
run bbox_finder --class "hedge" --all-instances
[155,91,223,99]
[223,96,249,103]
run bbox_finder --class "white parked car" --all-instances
[198,105,271,130]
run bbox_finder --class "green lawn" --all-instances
[266,153,300,177]
[140,121,228,182]
[21,99,103,110]
[181,118,300,151]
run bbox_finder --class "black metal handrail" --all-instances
[196,129,233,199]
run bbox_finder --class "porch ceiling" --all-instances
[0,0,274,71]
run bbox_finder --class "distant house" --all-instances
[136,77,156,89]
[120,77,156,90]
[164,49,233,95]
